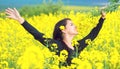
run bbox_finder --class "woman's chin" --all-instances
[74,32,78,35]
[76,32,78,35]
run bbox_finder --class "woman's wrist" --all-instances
[18,17,25,24]
[101,16,105,19]
[101,15,106,19]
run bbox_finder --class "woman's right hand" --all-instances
[5,8,24,24]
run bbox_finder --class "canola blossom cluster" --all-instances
[0,9,120,69]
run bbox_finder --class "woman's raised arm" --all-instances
[5,8,48,45]
[77,11,106,52]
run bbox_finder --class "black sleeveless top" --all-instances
[21,17,105,65]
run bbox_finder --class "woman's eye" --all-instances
[71,23,73,26]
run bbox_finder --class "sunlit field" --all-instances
[62,6,94,11]
[0,8,120,69]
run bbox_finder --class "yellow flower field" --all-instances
[0,9,120,69]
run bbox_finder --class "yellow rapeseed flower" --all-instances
[60,50,68,62]
[72,40,79,46]
[85,39,92,45]
[52,43,58,49]
[95,62,103,69]
[1,61,8,67]
[59,26,65,30]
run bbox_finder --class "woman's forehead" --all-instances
[66,20,73,24]
[66,20,72,23]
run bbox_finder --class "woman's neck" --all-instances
[63,34,74,50]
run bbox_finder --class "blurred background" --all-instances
[0,0,120,17]
[0,0,109,8]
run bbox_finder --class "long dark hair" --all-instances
[53,18,71,40]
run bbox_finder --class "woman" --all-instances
[5,8,106,65]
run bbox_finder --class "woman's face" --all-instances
[64,20,78,35]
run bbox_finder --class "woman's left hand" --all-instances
[101,11,106,19]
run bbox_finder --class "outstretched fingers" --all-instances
[6,16,13,19]
[5,10,12,15]
[7,8,14,12]
[5,8,24,23]
[13,8,19,14]
[5,8,14,14]
[5,8,14,17]
[5,8,15,19]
